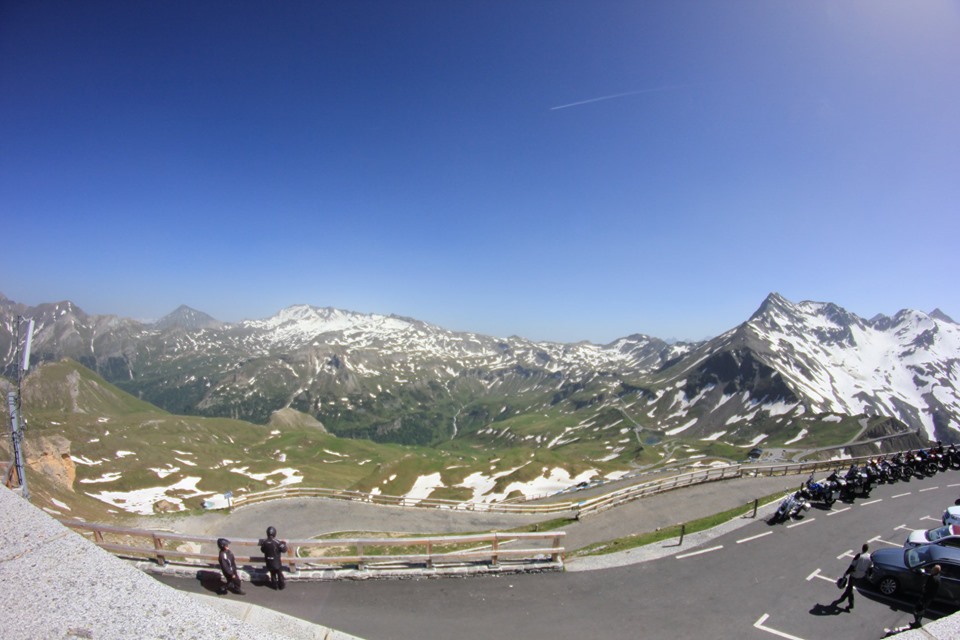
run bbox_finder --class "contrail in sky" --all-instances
[550,84,687,111]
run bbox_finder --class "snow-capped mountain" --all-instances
[642,293,960,442]
[1,292,958,446]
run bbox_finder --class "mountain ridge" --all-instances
[2,293,958,447]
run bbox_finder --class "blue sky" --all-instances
[2,1,958,343]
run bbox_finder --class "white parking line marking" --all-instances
[891,492,911,499]
[754,614,806,640]
[826,507,851,517]
[873,538,901,547]
[787,518,815,529]
[806,568,837,584]
[921,516,941,523]
[895,524,910,531]
[948,483,960,488]
[838,549,854,560]
[919,487,939,492]
[676,545,722,559]
[737,531,773,544]
[860,499,882,506]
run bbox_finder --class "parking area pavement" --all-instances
[143,470,960,640]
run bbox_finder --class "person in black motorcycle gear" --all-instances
[217,538,245,595]
[259,526,288,590]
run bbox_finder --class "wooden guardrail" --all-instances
[574,465,744,518]
[58,519,565,573]
[230,485,577,513]
[572,457,880,518]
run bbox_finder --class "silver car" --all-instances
[943,505,960,526]
[904,524,960,549]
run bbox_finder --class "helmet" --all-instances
[266,526,276,538]
[217,538,229,550]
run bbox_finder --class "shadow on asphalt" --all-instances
[196,568,281,594]
[809,602,845,616]
[764,513,813,527]
[197,569,226,594]
[850,585,956,623]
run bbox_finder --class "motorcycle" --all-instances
[771,489,812,523]
[804,473,836,506]
[890,452,912,481]
[878,457,901,483]
[930,445,950,472]
[914,449,939,477]
[844,464,872,499]
[863,460,882,487]
[826,470,851,500]
[948,444,960,470]
[904,451,928,479]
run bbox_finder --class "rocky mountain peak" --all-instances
[153,305,221,331]
[930,308,956,324]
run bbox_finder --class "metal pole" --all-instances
[7,391,29,500]
[7,316,33,501]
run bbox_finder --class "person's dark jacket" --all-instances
[260,537,287,571]
[921,571,941,604]
[219,548,238,577]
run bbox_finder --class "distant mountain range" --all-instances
[2,292,958,447]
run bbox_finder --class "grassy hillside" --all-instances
[5,359,914,523]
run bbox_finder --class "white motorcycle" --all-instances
[770,490,811,524]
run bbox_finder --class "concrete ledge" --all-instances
[194,593,362,640]
[885,615,960,639]
[0,486,354,640]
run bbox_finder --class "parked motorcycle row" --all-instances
[769,443,960,524]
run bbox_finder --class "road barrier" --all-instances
[231,485,571,514]
[58,519,565,575]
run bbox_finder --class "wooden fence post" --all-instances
[491,536,500,566]
[152,534,166,567]
[425,541,433,568]
[357,542,365,570]
[289,545,299,575]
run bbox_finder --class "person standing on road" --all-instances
[217,538,245,596]
[912,564,941,627]
[259,526,288,590]
[832,543,872,611]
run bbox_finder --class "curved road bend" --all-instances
[157,472,960,639]
[144,474,806,551]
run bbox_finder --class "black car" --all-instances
[868,544,960,602]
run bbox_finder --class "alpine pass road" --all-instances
[156,472,960,640]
